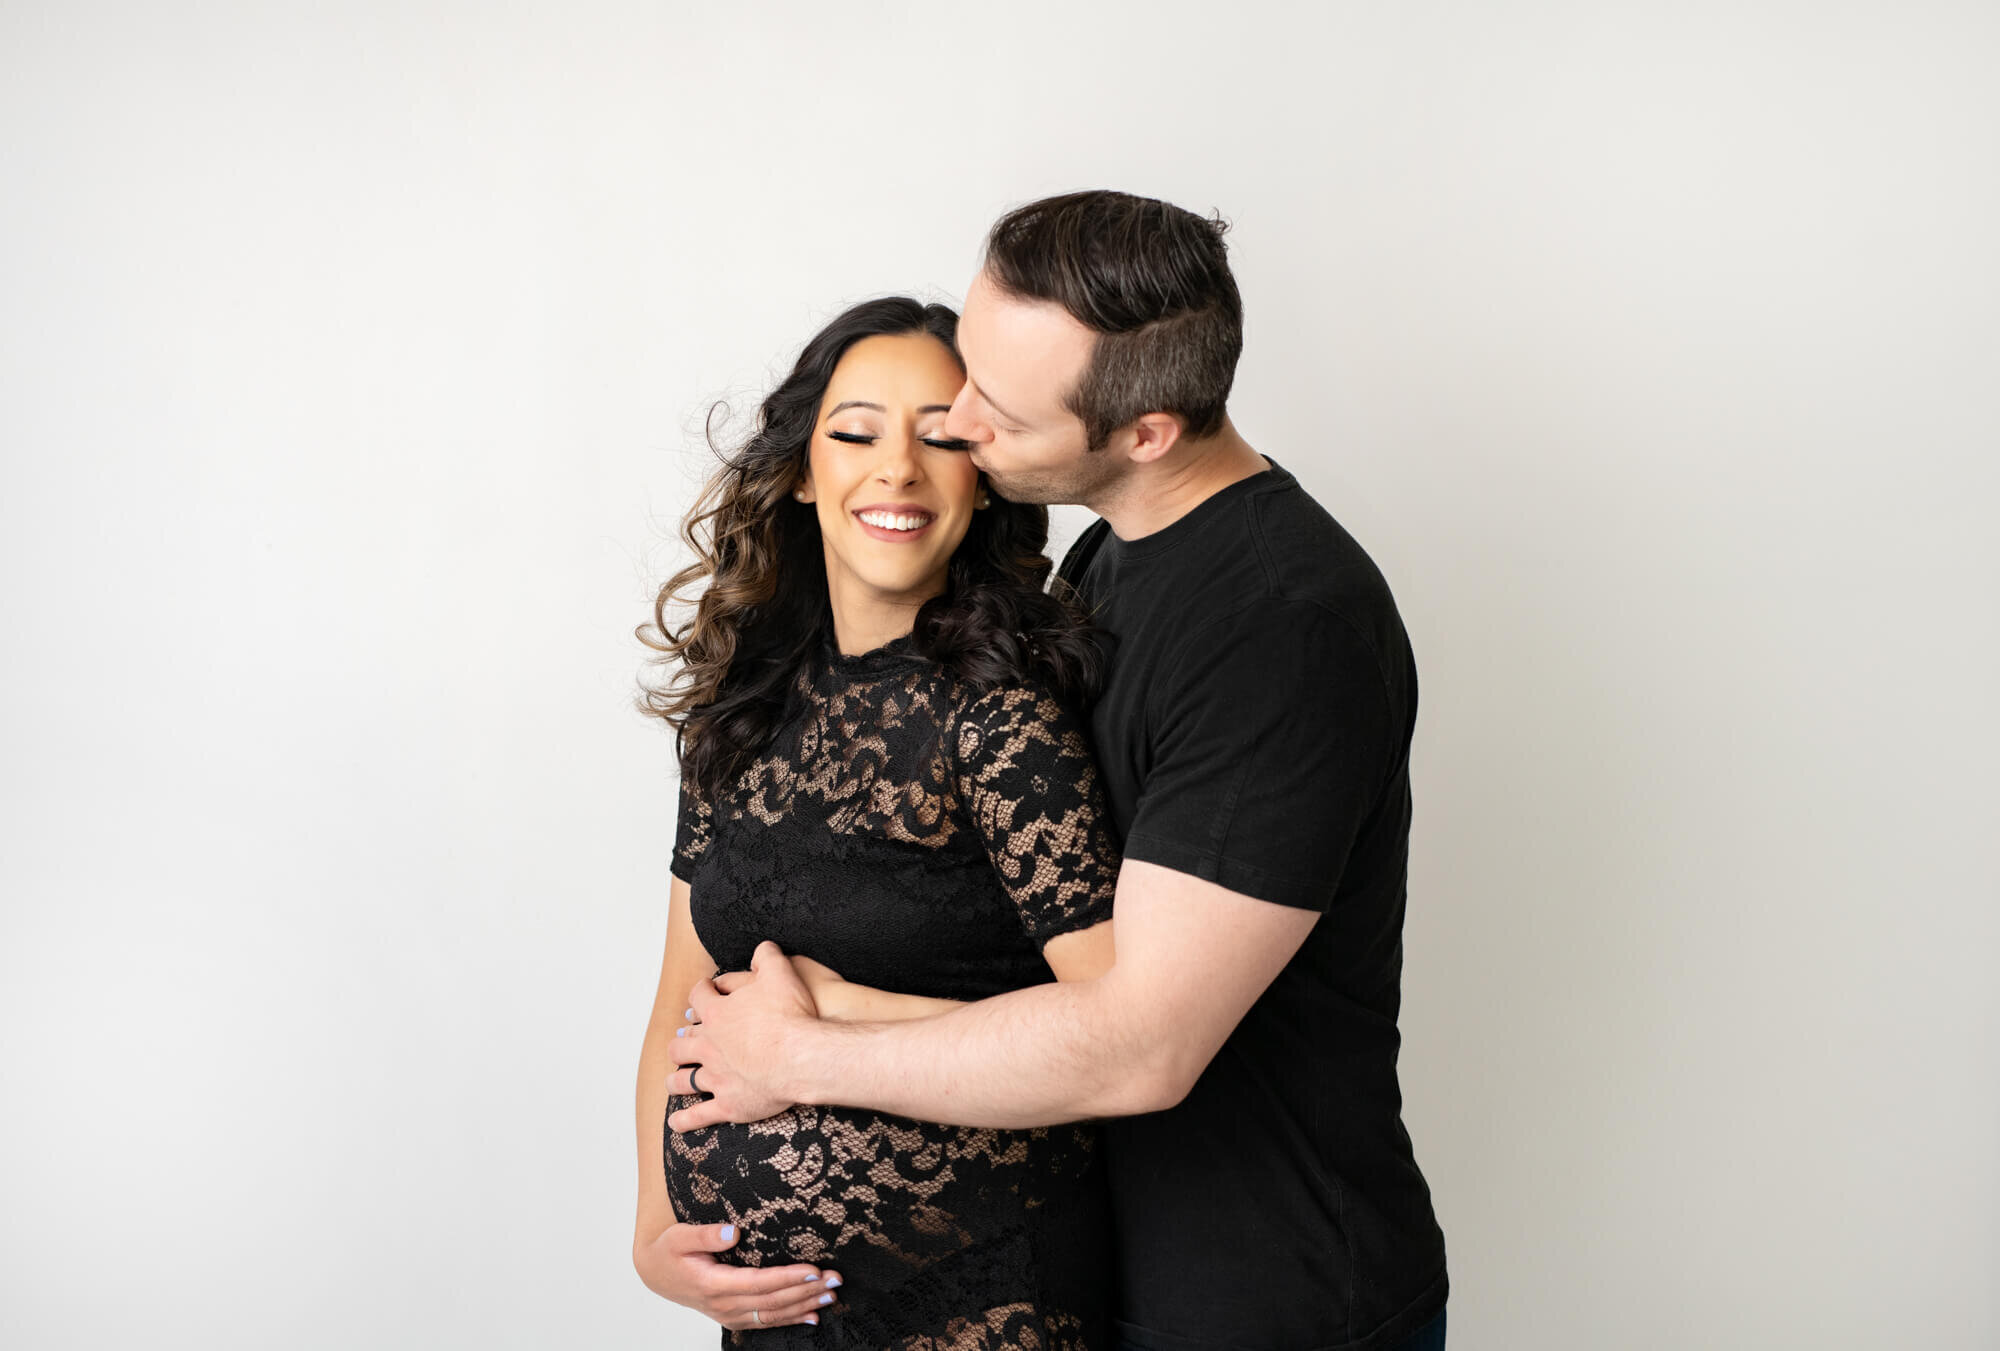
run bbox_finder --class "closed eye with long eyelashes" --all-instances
[827,430,973,451]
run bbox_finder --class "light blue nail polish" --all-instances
[675,1026,686,1037]
[684,1007,694,1020]
[802,1272,820,1283]
[825,1275,842,1289]
[804,1314,817,1326]
[720,1224,736,1241]
[818,1293,833,1306]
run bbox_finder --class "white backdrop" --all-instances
[3,3,1995,1348]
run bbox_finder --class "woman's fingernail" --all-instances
[720,1224,736,1241]
[824,1275,842,1289]
[675,1026,686,1037]
[818,1293,833,1306]
[684,1007,694,1020]
[802,1272,821,1283]
[804,1314,818,1326]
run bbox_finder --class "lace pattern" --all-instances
[667,642,1118,1349]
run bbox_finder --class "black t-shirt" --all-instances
[1059,460,1447,1351]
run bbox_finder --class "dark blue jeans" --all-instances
[1395,1306,1447,1351]
[1115,1306,1445,1351]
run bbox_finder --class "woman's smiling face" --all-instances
[798,332,983,640]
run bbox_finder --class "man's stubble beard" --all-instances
[982,447,1124,512]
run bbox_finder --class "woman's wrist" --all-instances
[812,979,855,1022]
[633,1201,673,1252]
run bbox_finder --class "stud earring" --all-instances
[975,490,991,510]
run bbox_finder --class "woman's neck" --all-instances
[825,572,946,656]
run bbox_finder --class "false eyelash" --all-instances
[826,431,973,452]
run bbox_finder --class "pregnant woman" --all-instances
[632,297,1121,1348]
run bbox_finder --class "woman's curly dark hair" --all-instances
[637,296,1105,800]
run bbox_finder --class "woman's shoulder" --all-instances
[915,577,1108,715]
[940,667,1093,764]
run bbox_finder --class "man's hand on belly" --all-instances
[669,940,816,1131]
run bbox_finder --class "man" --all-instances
[669,190,1448,1350]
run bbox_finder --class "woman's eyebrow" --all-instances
[826,400,955,416]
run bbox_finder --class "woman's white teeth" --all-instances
[857,510,932,531]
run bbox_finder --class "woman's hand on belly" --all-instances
[776,954,843,1016]
[633,1219,842,1332]
[748,954,967,1024]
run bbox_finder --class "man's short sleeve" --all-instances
[1121,602,1402,911]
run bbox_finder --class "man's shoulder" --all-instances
[1176,469,1406,639]
[1130,470,1415,707]
[1239,472,1398,606]
[1170,598,1397,704]
[1066,464,1410,651]
[1056,516,1113,592]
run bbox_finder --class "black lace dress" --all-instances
[665,636,1121,1351]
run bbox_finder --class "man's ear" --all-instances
[1126,412,1185,466]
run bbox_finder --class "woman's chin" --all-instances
[859,577,948,610]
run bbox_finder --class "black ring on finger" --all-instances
[688,1063,703,1095]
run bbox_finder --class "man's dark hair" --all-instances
[982,189,1243,451]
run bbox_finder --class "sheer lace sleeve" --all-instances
[670,772,712,883]
[952,683,1121,944]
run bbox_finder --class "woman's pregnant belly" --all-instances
[663,1095,1098,1278]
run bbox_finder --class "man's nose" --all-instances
[943,383,988,443]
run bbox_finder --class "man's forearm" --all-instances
[778,971,1174,1128]
[679,864,1294,1134]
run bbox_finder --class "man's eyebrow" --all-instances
[972,381,1028,427]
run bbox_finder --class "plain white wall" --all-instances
[2,2,1994,1347]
